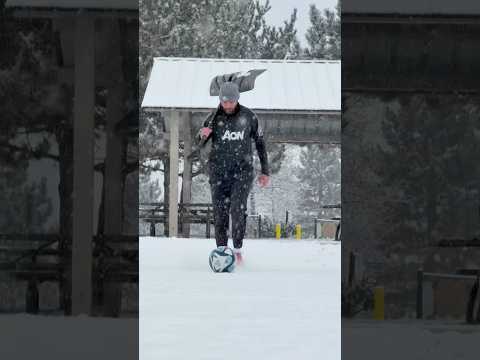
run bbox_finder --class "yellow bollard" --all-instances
[295,224,302,240]
[275,224,281,239]
[373,286,385,320]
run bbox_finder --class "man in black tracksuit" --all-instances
[197,82,269,264]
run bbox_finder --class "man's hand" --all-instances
[199,127,212,139]
[258,174,269,188]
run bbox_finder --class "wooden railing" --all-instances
[0,233,137,314]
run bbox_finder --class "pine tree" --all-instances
[251,145,301,221]
[0,163,53,233]
[140,0,300,200]
[1,16,138,237]
[139,173,162,203]
[305,1,340,60]
[296,144,341,224]
[288,1,341,236]
[140,0,302,96]
[376,95,480,253]
[0,18,60,233]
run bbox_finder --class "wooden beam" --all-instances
[143,107,340,116]
[53,18,121,86]
[9,8,138,19]
[342,14,480,25]
[72,14,94,316]
[342,87,479,94]
[267,138,341,144]
[168,111,180,237]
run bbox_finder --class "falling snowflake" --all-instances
[236,71,251,78]
[239,116,247,126]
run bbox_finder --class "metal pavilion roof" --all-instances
[343,0,480,15]
[5,0,137,9]
[141,57,341,113]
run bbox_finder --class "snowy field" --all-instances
[343,320,480,359]
[0,314,138,360]
[139,237,341,360]
[2,314,478,359]
[3,235,479,360]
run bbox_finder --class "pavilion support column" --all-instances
[72,14,95,315]
[168,111,180,237]
[102,19,124,317]
[181,112,193,238]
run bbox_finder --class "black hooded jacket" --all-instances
[197,103,269,177]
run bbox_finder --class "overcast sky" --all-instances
[262,0,338,46]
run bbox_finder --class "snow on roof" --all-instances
[5,0,137,9]
[141,57,340,113]
[343,0,480,15]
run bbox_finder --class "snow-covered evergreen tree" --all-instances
[377,95,480,252]
[252,145,300,219]
[2,15,138,235]
[0,163,52,233]
[139,173,162,204]
[140,0,301,202]
[305,1,340,60]
[296,145,341,219]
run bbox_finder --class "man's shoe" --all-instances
[234,249,243,266]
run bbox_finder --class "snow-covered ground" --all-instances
[3,236,479,360]
[343,320,480,359]
[0,314,138,360]
[139,237,341,360]
[3,313,478,359]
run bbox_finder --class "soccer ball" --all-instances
[209,246,235,273]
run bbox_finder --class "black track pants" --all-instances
[210,169,254,249]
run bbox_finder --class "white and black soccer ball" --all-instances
[209,246,235,273]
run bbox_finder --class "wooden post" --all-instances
[163,157,170,236]
[26,278,39,314]
[104,32,124,243]
[417,270,424,319]
[168,110,180,238]
[72,14,95,315]
[348,251,355,287]
[335,222,341,241]
[102,19,124,317]
[258,215,262,238]
[181,113,193,238]
[206,206,211,238]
